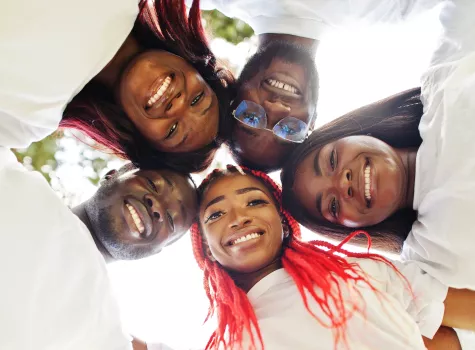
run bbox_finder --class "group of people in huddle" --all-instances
[2,0,475,349]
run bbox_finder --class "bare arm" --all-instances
[423,326,461,350]
[443,288,475,331]
[132,337,148,350]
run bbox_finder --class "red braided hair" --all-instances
[191,165,407,349]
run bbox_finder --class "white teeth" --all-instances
[266,78,299,94]
[147,76,171,107]
[231,232,262,245]
[364,165,371,201]
[126,203,145,234]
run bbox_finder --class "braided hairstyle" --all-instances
[191,165,407,350]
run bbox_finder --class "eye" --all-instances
[243,113,260,127]
[166,122,178,139]
[329,197,339,219]
[145,177,158,192]
[191,92,204,106]
[248,199,269,207]
[205,210,224,223]
[167,212,175,232]
[330,149,337,171]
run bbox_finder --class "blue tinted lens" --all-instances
[273,117,308,142]
[234,101,266,129]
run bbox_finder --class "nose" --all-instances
[336,169,354,200]
[144,193,165,222]
[166,91,187,118]
[263,100,291,127]
[228,207,252,229]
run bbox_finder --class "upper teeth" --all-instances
[126,203,145,234]
[364,164,371,201]
[231,232,261,245]
[266,79,299,94]
[147,76,171,107]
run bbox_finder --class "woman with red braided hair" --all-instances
[191,165,475,350]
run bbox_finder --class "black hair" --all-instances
[281,87,423,253]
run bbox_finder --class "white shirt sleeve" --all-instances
[402,0,475,289]
[352,258,448,339]
[0,147,132,350]
[185,0,441,40]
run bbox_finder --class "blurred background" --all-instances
[14,5,474,349]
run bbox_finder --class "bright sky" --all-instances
[54,6,475,349]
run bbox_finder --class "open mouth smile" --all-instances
[364,159,372,208]
[125,202,145,234]
[265,78,300,95]
[227,231,264,246]
[145,73,175,110]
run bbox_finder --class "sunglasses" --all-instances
[232,100,309,143]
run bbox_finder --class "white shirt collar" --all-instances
[247,268,292,303]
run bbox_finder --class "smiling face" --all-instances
[86,167,198,260]
[230,41,318,171]
[199,174,284,273]
[292,136,409,228]
[117,50,219,153]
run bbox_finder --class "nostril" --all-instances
[176,92,181,98]
[146,198,153,207]
[348,187,353,197]
[346,171,351,181]
[153,211,160,219]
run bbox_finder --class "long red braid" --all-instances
[191,165,407,349]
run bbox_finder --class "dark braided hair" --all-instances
[191,165,408,349]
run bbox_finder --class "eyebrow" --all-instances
[203,187,266,210]
[315,192,323,217]
[162,174,173,187]
[313,148,323,177]
[179,201,187,222]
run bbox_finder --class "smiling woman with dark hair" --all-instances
[283,0,475,291]
[1,0,235,173]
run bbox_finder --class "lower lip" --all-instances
[228,234,264,250]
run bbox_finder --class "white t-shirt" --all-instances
[192,0,441,40]
[0,147,132,350]
[0,0,139,148]
[238,258,447,349]
[401,0,475,289]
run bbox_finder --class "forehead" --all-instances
[201,174,273,207]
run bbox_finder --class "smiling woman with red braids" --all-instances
[189,165,475,350]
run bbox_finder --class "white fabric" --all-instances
[191,0,440,40]
[401,0,475,289]
[239,258,447,349]
[0,0,139,148]
[146,343,175,350]
[0,147,132,350]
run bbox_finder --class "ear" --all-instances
[99,169,117,186]
[202,238,216,262]
[281,215,290,238]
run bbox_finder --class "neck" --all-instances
[258,33,318,59]
[395,148,417,210]
[228,257,282,293]
[94,33,142,89]
[72,202,114,263]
